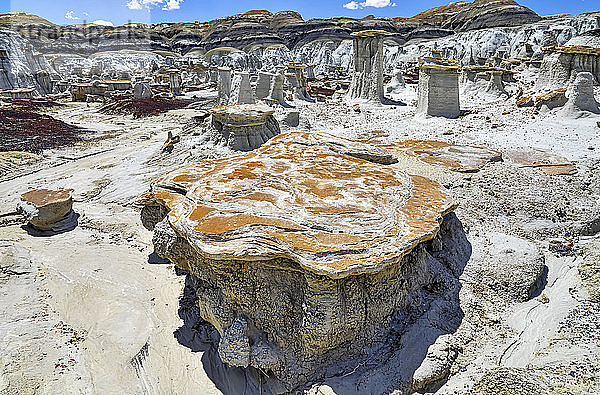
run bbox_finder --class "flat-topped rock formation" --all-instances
[417,63,461,118]
[16,188,77,232]
[536,30,600,90]
[140,131,462,390]
[199,104,281,151]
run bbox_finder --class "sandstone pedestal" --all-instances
[140,132,461,390]
[17,189,77,232]
[417,64,460,118]
[348,30,386,103]
[202,104,280,151]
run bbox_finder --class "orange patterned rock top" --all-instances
[143,132,456,278]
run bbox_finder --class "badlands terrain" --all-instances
[0,0,600,394]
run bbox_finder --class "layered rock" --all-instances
[197,104,280,151]
[536,30,600,91]
[140,131,460,390]
[348,30,386,103]
[417,63,461,118]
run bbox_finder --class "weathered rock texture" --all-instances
[348,30,386,102]
[16,188,76,231]
[217,67,232,105]
[140,131,460,390]
[382,140,502,172]
[133,81,153,99]
[561,71,599,115]
[229,72,255,104]
[536,30,600,91]
[199,104,280,151]
[417,64,461,118]
[504,149,577,176]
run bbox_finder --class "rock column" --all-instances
[217,67,232,105]
[417,63,460,118]
[229,71,255,104]
[348,30,387,102]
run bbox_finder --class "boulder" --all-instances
[140,131,461,390]
[17,188,76,231]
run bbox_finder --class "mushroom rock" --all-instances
[229,71,255,105]
[200,104,280,151]
[561,72,599,116]
[285,61,313,102]
[17,188,77,232]
[217,67,232,105]
[140,131,465,390]
[417,63,461,118]
[536,30,600,91]
[348,30,386,103]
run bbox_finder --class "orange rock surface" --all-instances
[144,132,456,278]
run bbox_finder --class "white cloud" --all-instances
[65,11,79,20]
[126,0,182,11]
[92,19,115,26]
[162,0,183,10]
[344,0,396,9]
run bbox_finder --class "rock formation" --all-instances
[485,70,508,96]
[348,30,386,103]
[285,61,312,101]
[16,188,77,232]
[266,69,288,106]
[168,69,182,96]
[417,63,461,118]
[385,68,406,96]
[133,81,153,99]
[196,104,280,151]
[140,131,460,390]
[217,67,232,105]
[229,71,255,104]
[255,71,274,100]
[561,71,600,115]
[536,30,600,91]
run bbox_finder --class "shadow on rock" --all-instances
[173,213,472,394]
[21,211,79,237]
[174,271,285,394]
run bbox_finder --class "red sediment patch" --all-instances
[0,108,85,154]
[99,97,192,118]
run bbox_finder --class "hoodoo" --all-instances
[140,132,464,390]
[417,63,461,118]
[348,30,386,103]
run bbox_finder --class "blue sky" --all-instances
[0,0,597,27]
